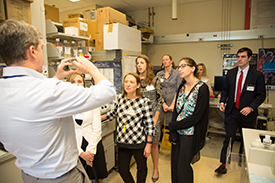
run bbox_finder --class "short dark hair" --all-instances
[237,47,252,58]
[0,19,42,66]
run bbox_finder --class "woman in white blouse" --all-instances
[67,73,108,183]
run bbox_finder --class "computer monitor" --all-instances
[214,76,226,92]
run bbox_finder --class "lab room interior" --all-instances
[0,0,275,183]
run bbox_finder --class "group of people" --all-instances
[0,19,266,183]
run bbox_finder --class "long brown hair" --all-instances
[122,73,143,97]
[66,73,86,88]
[136,55,155,85]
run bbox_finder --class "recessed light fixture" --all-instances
[69,0,80,2]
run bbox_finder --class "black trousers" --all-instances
[220,106,255,164]
[171,135,194,183]
[118,147,147,183]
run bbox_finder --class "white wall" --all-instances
[127,0,275,110]
[58,0,275,110]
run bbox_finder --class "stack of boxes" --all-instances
[44,5,141,52]
[63,15,89,38]
[95,6,127,51]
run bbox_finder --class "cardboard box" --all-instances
[97,6,127,33]
[95,32,103,51]
[83,10,96,22]
[5,0,31,24]
[63,18,89,38]
[88,21,97,41]
[68,13,83,18]
[86,40,95,47]
[45,4,59,23]
[64,26,78,36]
[0,0,5,21]
[104,23,141,52]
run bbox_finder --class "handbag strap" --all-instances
[163,113,167,129]
[178,81,201,115]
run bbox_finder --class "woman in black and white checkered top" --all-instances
[101,73,154,183]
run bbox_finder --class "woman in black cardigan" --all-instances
[169,57,209,183]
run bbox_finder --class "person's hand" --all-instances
[101,115,107,121]
[162,103,169,112]
[169,102,175,112]
[240,107,252,116]
[143,144,152,158]
[73,57,98,75]
[73,57,108,84]
[53,58,74,80]
[80,151,94,167]
[219,103,225,112]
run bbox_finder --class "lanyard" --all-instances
[2,75,27,79]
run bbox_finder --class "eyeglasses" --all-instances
[177,64,192,70]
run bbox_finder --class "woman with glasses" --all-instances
[169,58,209,183]
[136,55,162,182]
[156,54,182,136]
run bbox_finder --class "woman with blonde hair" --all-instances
[197,63,213,95]
[136,55,162,182]
[67,72,108,183]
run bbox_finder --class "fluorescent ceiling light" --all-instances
[69,0,80,2]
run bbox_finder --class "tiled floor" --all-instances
[103,135,246,183]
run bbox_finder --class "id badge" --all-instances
[146,84,155,91]
[123,125,126,133]
[75,113,85,120]
[247,86,255,91]
[127,109,135,115]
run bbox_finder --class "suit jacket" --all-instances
[220,66,266,122]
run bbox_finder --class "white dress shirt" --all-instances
[0,67,116,178]
[74,108,102,155]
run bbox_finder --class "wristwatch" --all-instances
[147,141,153,144]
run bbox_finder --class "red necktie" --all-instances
[235,70,243,109]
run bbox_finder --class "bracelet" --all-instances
[147,141,153,144]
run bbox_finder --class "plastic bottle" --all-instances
[55,38,63,57]
[71,41,78,57]
[78,49,84,57]
[263,135,272,149]
[251,138,264,148]
[63,40,71,57]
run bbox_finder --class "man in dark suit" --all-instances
[215,47,266,174]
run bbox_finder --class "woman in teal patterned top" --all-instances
[169,57,209,183]
[136,55,162,182]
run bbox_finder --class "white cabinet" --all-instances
[101,117,116,172]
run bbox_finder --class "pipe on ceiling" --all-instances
[172,0,177,20]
